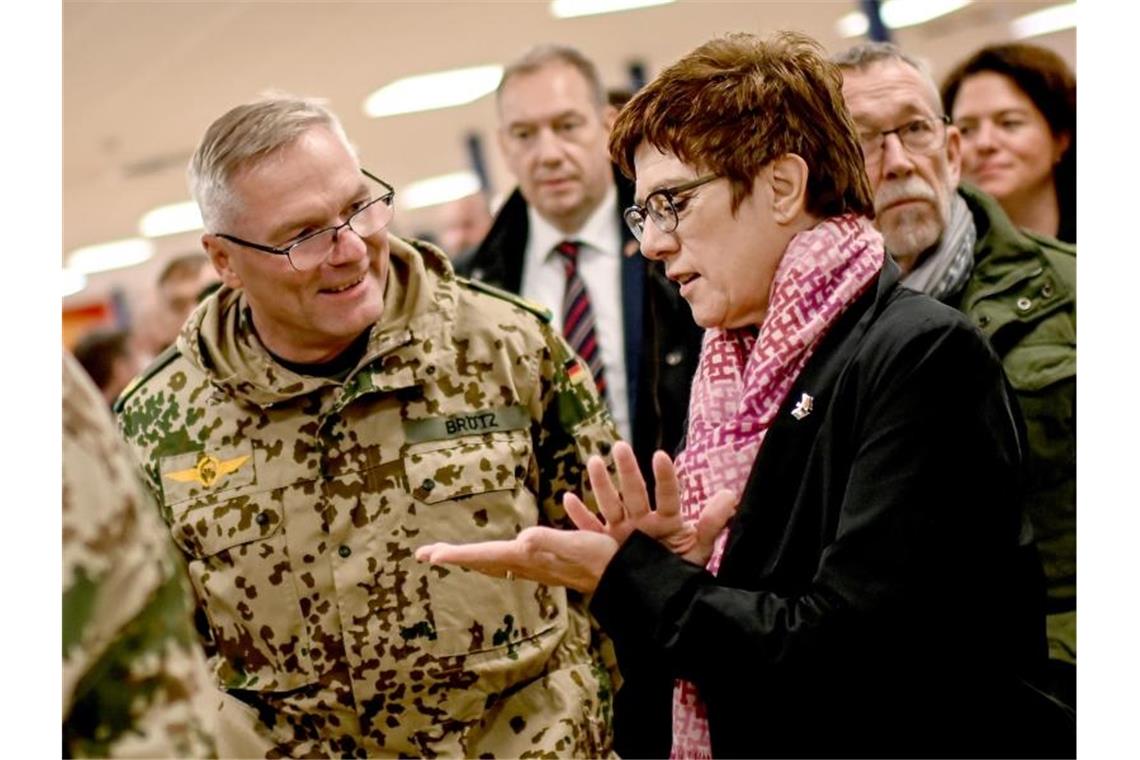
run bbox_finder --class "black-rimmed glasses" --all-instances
[856,115,951,167]
[215,169,396,272]
[623,174,720,242]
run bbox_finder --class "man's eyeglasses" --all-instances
[623,174,721,242]
[215,169,396,272]
[857,115,951,167]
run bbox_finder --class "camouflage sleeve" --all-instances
[531,321,621,529]
[529,325,624,695]
[63,354,217,758]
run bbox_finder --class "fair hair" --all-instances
[188,95,355,232]
[496,44,607,111]
[832,42,944,116]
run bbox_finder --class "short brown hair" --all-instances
[609,31,873,219]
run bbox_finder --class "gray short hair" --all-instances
[188,95,355,232]
[832,42,943,115]
[497,44,606,110]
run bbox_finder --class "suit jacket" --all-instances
[592,260,1074,758]
[458,170,703,480]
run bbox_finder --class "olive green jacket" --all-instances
[953,184,1076,661]
[116,237,618,757]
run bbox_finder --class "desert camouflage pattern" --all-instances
[116,237,620,757]
[63,353,217,758]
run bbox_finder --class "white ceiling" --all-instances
[63,0,1074,308]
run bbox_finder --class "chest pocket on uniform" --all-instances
[403,430,566,663]
[161,446,316,692]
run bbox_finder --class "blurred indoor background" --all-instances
[62,0,1075,346]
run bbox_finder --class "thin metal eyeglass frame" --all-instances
[623,173,720,241]
[859,115,951,165]
[214,168,395,270]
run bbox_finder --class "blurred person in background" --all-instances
[459,44,702,489]
[941,42,1076,244]
[836,41,1077,709]
[115,94,619,757]
[134,253,222,359]
[421,31,1072,759]
[435,189,493,267]
[64,353,217,758]
[71,326,146,406]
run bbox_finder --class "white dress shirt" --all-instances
[520,184,630,441]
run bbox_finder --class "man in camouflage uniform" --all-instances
[63,353,217,758]
[114,96,619,757]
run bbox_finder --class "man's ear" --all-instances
[768,154,810,224]
[202,235,242,290]
[602,104,618,133]
[944,124,963,188]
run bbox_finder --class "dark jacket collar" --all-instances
[464,167,637,288]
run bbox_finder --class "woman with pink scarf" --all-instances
[419,31,1070,759]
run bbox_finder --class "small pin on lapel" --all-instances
[791,392,814,420]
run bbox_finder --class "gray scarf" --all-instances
[902,193,976,302]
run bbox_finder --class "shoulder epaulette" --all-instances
[112,342,182,414]
[457,276,553,324]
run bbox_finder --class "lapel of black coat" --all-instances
[717,258,900,573]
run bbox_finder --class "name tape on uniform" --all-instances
[403,405,530,443]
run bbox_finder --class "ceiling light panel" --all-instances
[139,200,203,238]
[401,172,483,210]
[550,0,675,19]
[1011,3,1076,39]
[364,65,503,118]
[837,0,972,38]
[67,238,155,275]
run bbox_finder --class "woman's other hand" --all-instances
[416,528,618,594]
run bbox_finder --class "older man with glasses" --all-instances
[835,42,1078,711]
[113,95,620,757]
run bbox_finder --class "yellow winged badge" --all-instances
[164,453,251,488]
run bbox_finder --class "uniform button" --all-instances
[977,314,990,328]
[256,512,270,526]
[425,365,436,375]
[664,349,683,367]
[598,441,612,456]
[514,464,526,479]
[1041,282,1054,298]
[338,545,352,558]
[421,478,436,492]
[1016,297,1033,312]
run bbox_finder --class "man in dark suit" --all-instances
[458,44,702,481]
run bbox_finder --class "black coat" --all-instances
[458,171,703,481]
[592,261,1074,758]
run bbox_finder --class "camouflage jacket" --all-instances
[116,238,619,757]
[63,353,217,758]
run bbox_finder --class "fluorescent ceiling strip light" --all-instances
[551,0,675,19]
[68,237,155,275]
[63,268,87,298]
[401,171,482,210]
[837,0,972,38]
[364,65,503,118]
[139,200,203,237]
[1010,3,1076,39]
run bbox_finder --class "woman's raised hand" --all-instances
[563,441,738,567]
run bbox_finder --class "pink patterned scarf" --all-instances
[669,214,884,758]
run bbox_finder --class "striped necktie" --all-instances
[555,240,607,399]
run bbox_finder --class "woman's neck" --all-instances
[1000,179,1060,239]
